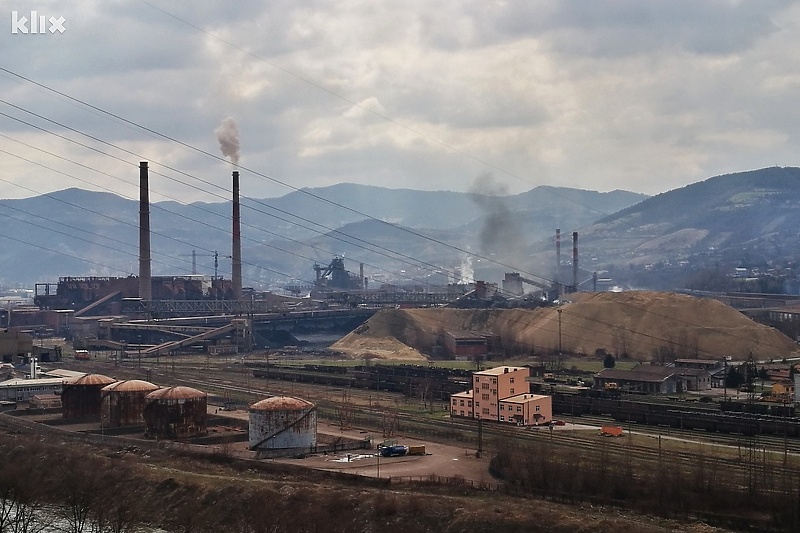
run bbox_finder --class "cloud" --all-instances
[1,0,800,204]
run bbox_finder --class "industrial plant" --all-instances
[2,158,797,533]
[1,160,596,367]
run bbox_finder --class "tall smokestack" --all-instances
[232,170,242,300]
[555,229,561,295]
[138,161,152,300]
[572,231,578,292]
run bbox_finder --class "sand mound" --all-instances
[333,333,428,361]
[333,291,798,361]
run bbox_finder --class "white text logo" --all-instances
[11,11,65,34]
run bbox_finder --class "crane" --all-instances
[179,250,221,277]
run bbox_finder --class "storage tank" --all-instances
[248,396,316,450]
[144,386,208,439]
[62,374,116,419]
[100,379,159,428]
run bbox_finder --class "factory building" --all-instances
[450,366,551,426]
[0,377,64,402]
[62,374,116,419]
[100,379,159,428]
[248,396,316,451]
[443,330,490,358]
[593,365,712,394]
[29,394,61,409]
[144,386,208,439]
[0,329,33,363]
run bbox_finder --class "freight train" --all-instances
[551,390,800,437]
[250,363,471,401]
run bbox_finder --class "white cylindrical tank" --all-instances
[248,396,316,450]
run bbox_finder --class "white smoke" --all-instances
[460,254,474,284]
[215,116,240,166]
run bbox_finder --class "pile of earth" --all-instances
[333,291,798,362]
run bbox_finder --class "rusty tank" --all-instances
[62,374,116,419]
[100,379,159,428]
[143,386,208,439]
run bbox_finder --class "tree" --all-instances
[603,353,616,369]
[726,366,744,389]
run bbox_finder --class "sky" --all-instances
[2,0,800,205]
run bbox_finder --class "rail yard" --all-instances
[13,350,784,529]
[2,332,800,533]
[3,163,800,532]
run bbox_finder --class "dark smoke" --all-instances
[469,173,526,268]
[215,117,240,166]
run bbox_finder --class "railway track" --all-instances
[46,357,800,532]
[558,412,800,455]
[67,358,800,483]
[153,365,800,481]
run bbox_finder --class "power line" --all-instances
[0,68,791,355]
[0,68,556,286]
[0,123,471,292]
[0,100,481,284]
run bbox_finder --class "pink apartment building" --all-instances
[450,366,552,426]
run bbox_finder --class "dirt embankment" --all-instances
[0,428,732,533]
[333,291,798,362]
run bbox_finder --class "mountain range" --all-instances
[2,166,800,291]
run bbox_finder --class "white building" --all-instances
[0,377,64,402]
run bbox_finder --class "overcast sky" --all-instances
[2,0,799,204]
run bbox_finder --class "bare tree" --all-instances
[9,499,49,533]
[56,456,106,533]
[0,448,50,533]
[612,326,630,359]
[90,466,142,533]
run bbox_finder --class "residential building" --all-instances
[450,366,551,426]
[451,390,473,418]
[499,393,552,425]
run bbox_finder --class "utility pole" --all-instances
[557,308,563,376]
[477,418,483,458]
[723,357,728,402]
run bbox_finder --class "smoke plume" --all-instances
[215,116,240,166]
[469,173,527,268]
[459,254,474,284]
